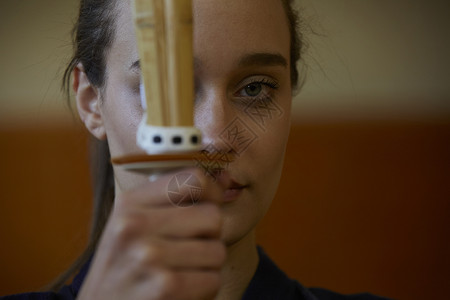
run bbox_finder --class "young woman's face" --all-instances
[99,0,292,245]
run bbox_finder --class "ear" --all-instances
[73,64,107,140]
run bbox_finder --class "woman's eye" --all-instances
[236,78,279,99]
[244,83,262,97]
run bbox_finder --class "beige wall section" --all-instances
[1,0,450,124]
[295,0,450,119]
[0,0,79,125]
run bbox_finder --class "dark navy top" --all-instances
[1,247,390,300]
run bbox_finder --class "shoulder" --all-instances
[307,287,392,300]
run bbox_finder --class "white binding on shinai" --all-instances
[137,83,202,154]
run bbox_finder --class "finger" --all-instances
[154,203,223,239]
[131,238,226,270]
[117,168,224,209]
[164,239,226,270]
[105,202,222,250]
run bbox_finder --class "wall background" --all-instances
[1,0,449,299]
[2,0,450,123]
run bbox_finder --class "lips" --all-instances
[213,171,248,202]
[228,181,246,190]
[224,182,247,202]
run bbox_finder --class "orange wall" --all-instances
[257,119,450,299]
[1,119,449,299]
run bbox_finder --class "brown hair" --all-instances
[51,0,306,291]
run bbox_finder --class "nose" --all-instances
[193,89,237,177]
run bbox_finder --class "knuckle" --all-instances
[145,245,161,265]
[110,214,142,243]
[134,242,162,266]
[156,271,178,298]
[111,218,133,242]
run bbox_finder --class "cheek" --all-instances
[252,89,291,156]
[101,81,144,158]
[255,118,290,175]
[246,94,291,187]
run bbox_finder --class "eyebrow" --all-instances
[238,52,288,68]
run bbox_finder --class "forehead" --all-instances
[193,1,290,51]
[194,0,290,68]
[112,0,290,67]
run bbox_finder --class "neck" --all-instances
[215,230,259,300]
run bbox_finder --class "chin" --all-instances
[220,190,268,247]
